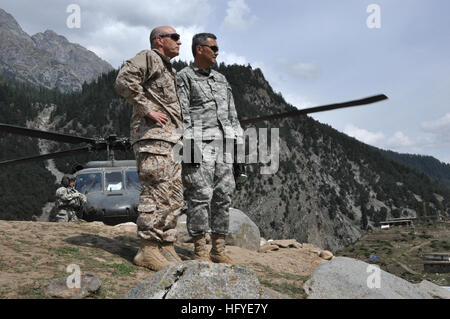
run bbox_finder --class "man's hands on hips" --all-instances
[147,111,168,127]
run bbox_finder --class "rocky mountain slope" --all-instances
[218,65,450,251]
[0,8,112,92]
[1,23,449,252]
[380,150,450,189]
[1,65,450,252]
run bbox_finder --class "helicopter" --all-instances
[0,126,140,225]
[0,94,388,225]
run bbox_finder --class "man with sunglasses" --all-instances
[177,33,243,264]
[115,26,184,271]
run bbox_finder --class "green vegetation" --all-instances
[380,150,450,189]
[336,221,450,286]
[17,281,47,299]
[259,279,306,298]
[254,263,309,299]
[109,263,136,276]
[52,246,79,256]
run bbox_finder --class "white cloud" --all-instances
[172,25,205,64]
[343,125,431,155]
[276,58,320,80]
[222,0,257,31]
[80,0,212,29]
[421,113,450,143]
[386,131,414,148]
[282,92,315,109]
[172,29,250,66]
[82,22,149,68]
[344,124,385,145]
[218,51,247,65]
[422,113,450,131]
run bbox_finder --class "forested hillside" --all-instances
[379,150,450,189]
[1,63,449,251]
[0,78,59,220]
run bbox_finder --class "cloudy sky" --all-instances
[1,0,449,163]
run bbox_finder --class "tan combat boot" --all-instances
[161,242,183,263]
[133,239,173,271]
[209,233,233,264]
[192,235,210,261]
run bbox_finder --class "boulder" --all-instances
[113,222,137,233]
[126,260,263,299]
[260,287,292,299]
[227,208,261,251]
[176,208,260,251]
[46,273,101,298]
[414,280,450,299]
[271,239,302,249]
[304,257,442,299]
[319,250,334,260]
[258,244,279,253]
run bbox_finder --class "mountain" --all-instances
[379,150,450,189]
[1,63,449,252]
[0,8,113,92]
[217,65,449,251]
[0,17,449,251]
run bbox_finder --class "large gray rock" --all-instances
[303,257,447,299]
[227,208,261,251]
[126,260,277,299]
[46,273,101,299]
[176,208,260,251]
[415,280,450,299]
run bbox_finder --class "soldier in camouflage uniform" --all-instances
[177,33,243,264]
[115,26,184,271]
[55,176,87,222]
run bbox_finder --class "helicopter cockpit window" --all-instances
[75,173,103,194]
[125,170,141,191]
[105,171,123,191]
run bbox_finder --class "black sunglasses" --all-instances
[199,44,219,52]
[158,33,180,41]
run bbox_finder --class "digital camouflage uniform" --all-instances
[115,49,183,243]
[55,186,87,222]
[176,65,243,237]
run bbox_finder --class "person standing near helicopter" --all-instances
[176,33,244,264]
[115,25,184,271]
[55,175,87,222]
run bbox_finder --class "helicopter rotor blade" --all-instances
[0,146,96,167]
[0,123,97,144]
[240,94,388,125]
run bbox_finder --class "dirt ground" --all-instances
[0,220,327,299]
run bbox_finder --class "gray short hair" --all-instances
[149,27,165,48]
[192,33,217,57]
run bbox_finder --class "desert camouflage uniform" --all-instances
[115,49,183,243]
[176,65,243,236]
[55,186,87,222]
